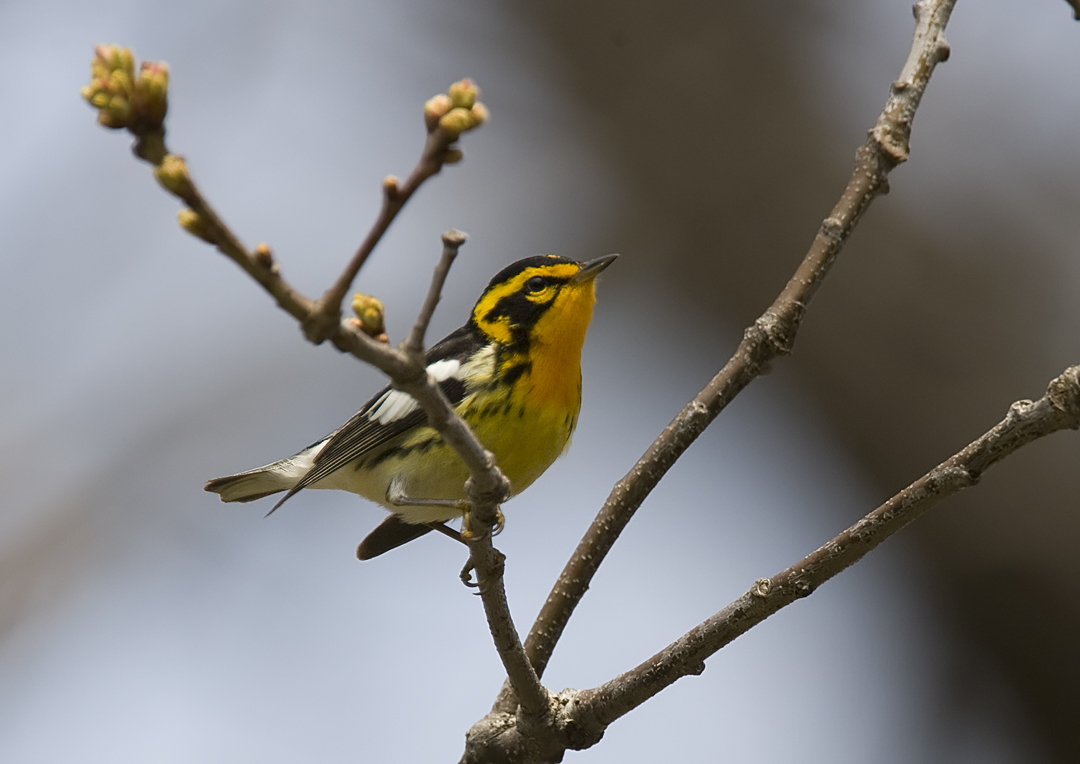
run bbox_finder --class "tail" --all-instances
[204,441,324,504]
[356,515,435,560]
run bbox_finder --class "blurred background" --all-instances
[1,0,1077,761]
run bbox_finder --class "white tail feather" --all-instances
[204,440,325,502]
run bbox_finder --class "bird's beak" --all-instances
[572,254,619,283]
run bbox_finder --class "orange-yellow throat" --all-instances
[518,277,595,410]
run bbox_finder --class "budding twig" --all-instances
[303,80,489,344]
[82,48,534,708]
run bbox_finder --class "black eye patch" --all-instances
[526,276,547,292]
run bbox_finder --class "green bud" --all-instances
[469,102,489,127]
[94,93,131,129]
[351,293,387,341]
[153,154,192,197]
[92,44,134,81]
[86,89,109,108]
[177,208,215,243]
[132,60,169,128]
[82,45,138,130]
[447,79,479,110]
[438,107,476,138]
[108,68,132,95]
[96,107,129,129]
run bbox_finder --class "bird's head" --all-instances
[470,254,617,350]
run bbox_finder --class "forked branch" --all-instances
[575,366,1080,725]
[498,0,958,713]
[305,82,489,344]
[464,367,1080,762]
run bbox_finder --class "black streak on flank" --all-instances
[500,362,531,389]
[365,446,404,469]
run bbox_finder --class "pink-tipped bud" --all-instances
[447,79,479,110]
[81,45,167,133]
[91,45,134,81]
[132,60,169,129]
[82,45,138,130]
[424,93,453,131]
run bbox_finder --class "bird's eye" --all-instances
[526,276,547,292]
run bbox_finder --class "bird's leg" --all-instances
[386,483,505,589]
[422,522,482,588]
[387,482,471,512]
[386,481,503,537]
[386,482,504,538]
[458,505,504,592]
[425,521,466,545]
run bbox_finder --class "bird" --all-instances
[204,253,617,559]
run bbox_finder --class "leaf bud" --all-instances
[438,107,476,138]
[351,293,387,340]
[132,60,169,128]
[177,208,215,243]
[153,154,192,197]
[424,93,453,131]
[447,79,479,110]
[469,102,489,127]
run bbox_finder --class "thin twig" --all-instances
[150,156,472,383]
[464,366,1080,762]
[303,130,461,343]
[493,0,957,715]
[168,177,317,323]
[404,230,466,355]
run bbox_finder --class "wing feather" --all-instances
[269,327,483,511]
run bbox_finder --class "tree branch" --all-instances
[156,156,318,325]
[575,365,1080,727]
[467,533,551,719]
[303,80,489,344]
[496,0,957,714]
[304,133,458,343]
[465,365,1080,762]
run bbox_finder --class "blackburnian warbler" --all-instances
[205,254,616,559]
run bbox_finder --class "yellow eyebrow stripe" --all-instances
[471,263,580,344]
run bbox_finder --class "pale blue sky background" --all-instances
[2,1,1076,761]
